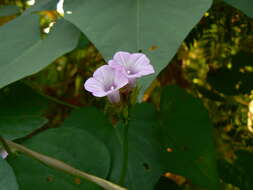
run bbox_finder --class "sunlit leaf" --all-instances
[25,0,59,14]
[0,5,20,17]
[0,15,80,88]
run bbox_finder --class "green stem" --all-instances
[119,100,132,186]
[119,121,129,185]
[22,82,79,109]
[37,92,80,109]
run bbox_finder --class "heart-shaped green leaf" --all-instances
[0,14,80,88]
[159,85,219,190]
[8,127,110,190]
[63,0,212,98]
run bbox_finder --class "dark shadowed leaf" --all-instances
[155,176,182,190]
[8,127,110,190]
[224,0,253,18]
[64,0,212,98]
[60,105,164,190]
[159,85,219,190]
[218,150,253,190]
[126,103,164,190]
[207,52,253,95]
[61,107,123,184]
[0,83,48,140]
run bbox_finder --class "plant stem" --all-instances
[119,101,131,186]
[22,82,79,109]
[119,120,129,185]
[5,139,127,190]
[38,92,80,109]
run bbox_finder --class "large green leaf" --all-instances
[61,107,123,184]
[224,0,253,18]
[0,158,19,190]
[25,0,59,14]
[0,5,20,17]
[0,14,80,88]
[218,150,253,190]
[0,83,48,140]
[126,103,164,190]
[159,85,219,190]
[8,127,110,190]
[63,0,212,97]
[58,106,163,190]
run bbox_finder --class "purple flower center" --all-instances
[126,67,138,76]
[104,83,116,92]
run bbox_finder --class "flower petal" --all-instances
[128,53,155,77]
[113,51,131,68]
[93,65,115,87]
[113,69,128,90]
[0,149,8,159]
[110,51,155,79]
[84,77,107,97]
[108,60,124,72]
[94,65,128,93]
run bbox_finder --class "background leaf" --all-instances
[0,83,48,140]
[218,150,253,190]
[207,52,253,95]
[159,85,219,190]
[64,0,212,98]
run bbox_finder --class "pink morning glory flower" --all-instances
[108,51,155,87]
[84,65,128,103]
[0,149,8,159]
